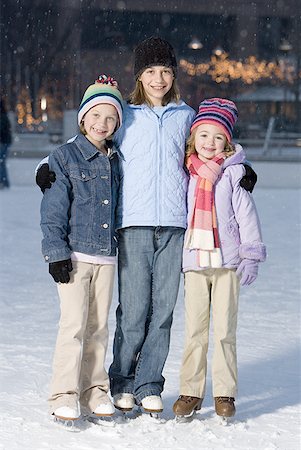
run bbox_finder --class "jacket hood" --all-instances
[223,143,246,169]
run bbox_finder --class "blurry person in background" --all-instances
[0,97,12,189]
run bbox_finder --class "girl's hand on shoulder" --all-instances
[36,163,56,193]
[240,164,257,192]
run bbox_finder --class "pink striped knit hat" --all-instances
[191,98,238,142]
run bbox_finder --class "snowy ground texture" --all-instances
[0,158,300,450]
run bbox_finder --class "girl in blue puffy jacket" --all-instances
[109,37,195,414]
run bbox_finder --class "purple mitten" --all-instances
[236,259,258,286]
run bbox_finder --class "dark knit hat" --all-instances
[191,98,238,142]
[134,36,177,79]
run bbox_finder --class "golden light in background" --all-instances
[179,53,297,84]
[188,37,203,50]
[15,53,298,130]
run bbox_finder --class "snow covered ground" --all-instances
[0,158,300,450]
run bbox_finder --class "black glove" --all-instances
[36,163,56,193]
[49,259,73,284]
[240,164,257,193]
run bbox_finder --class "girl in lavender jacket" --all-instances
[173,98,266,421]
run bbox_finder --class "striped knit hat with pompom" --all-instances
[78,75,123,127]
[191,98,238,142]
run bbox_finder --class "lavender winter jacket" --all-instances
[182,144,266,272]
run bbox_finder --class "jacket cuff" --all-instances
[239,242,266,262]
[42,247,71,263]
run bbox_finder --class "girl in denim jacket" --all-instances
[173,98,266,421]
[40,76,123,422]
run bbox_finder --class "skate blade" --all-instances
[219,415,233,426]
[148,412,161,418]
[53,416,81,432]
[143,409,163,414]
[174,410,196,423]
[88,415,116,427]
[114,407,141,423]
[144,411,165,423]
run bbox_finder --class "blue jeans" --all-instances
[109,226,185,402]
[0,143,10,188]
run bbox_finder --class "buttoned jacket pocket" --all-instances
[69,167,97,200]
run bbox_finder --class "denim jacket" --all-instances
[40,134,120,263]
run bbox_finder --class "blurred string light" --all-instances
[188,37,203,50]
[212,45,224,57]
[278,39,293,52]
[41,96,47,111]
[179,53,298,84]
[16,88,49,131]
[14,49,299,130]
[41,96,48,122]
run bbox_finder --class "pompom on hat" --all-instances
[191,98,238,142]
[78,75,123,127]
[134,36,177,79]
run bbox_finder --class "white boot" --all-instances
[141,395,163,413]
[113,393,135,411]
[93,396,115,416]
[54,405,80,420]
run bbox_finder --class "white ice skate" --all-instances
[53,405,81,431]
[89,397,116,427]
[140,395,163,419]
[113,393,135,412]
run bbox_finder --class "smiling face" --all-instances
[139,65,174,106]
[194,123,227,160]
[82,104,118,149]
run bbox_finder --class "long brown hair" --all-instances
[128,78,180,106]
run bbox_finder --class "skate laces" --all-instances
[179,395,199,403]
[216,397,235,403]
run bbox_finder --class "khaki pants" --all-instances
[49,261,115,414]
[180,268,240,398]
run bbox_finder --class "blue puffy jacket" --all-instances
[114,101,195,229]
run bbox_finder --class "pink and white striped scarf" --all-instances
[185,153,225,268]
